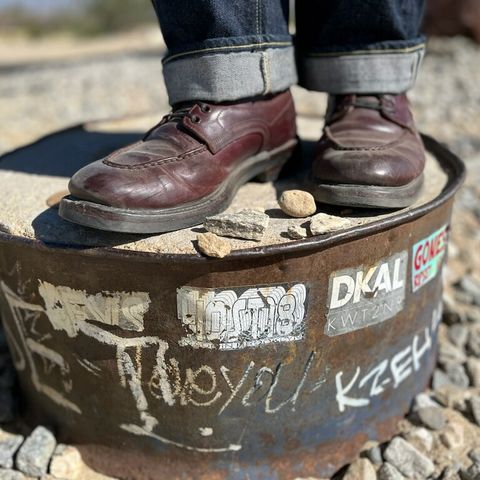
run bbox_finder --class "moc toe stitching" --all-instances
[102,146,207,170]
[325,127,409,152]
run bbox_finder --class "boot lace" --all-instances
[143,102,211,140]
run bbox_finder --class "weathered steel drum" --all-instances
[0,126,465,480]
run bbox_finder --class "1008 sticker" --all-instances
[177,283,308,350]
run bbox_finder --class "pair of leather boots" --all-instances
[59,90,425,234]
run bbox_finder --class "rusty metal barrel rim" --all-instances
[0,133,466,262]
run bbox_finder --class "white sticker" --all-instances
[38,281,150,334]
[177,283,308,350]
[325,251,407,336]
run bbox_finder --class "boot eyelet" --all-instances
[200,105,211,113]
[191,115,201,123]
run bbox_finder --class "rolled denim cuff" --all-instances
[297,44,425,94]
[163,46,298,104]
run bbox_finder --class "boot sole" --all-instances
[310,174,424,209]
[59,139,297,234]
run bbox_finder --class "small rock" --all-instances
[204,209,269,241]
[403,427,434,452]
[50,444,83,479]
[468,325,480,357]
[416,406,446,430]
[412,392,441,411]
[466,357,480,387]
[0,429,24,469]
[440,466,461,480]
[16,426,56,477]
[438,340,467,365]
[378,463,405,480]
[365,445,383,465]
[342,458,376,480]
[434,385,471,411]
[469,396,480,425]
[468,448,480,464]
[448,324,469,348]
[460,463,480,480]
[444,363,471,388]
[309,213,354,235]
[196,232,231,258]
[459,276,480,305]
[433,369,457,390]
[384,436,435,478]
[440,421,464,450]
[278,190,316,218]
[287,225,308,240]
[0,470,25,480]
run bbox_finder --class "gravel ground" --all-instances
[0,32,479,480]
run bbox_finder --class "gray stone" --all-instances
[403,427,434,452]
[378,463,405,480]
[459,276,480,305]
[438,340,467,365]
[440,421,465,449]
[342,458,376,480]
[412,392,441,411]
[204,209,269,241]
[466,357,480,387]
[460,463,480,480]
[384,437,435,479]
[433,368,457,390]
[0,470,25,480]
[365,445,383,465]
[0,430,24,469]
[445,363,471,388]
[309,213,354,236]
[470,396,480,425]
[448,324,469,348]
[287,225,308,240]
[468,449,480,464]
[417,406,446,430]
[441,466,461,480]
[467,308,480,324]
[16,426,56,477]
[468,325,480,357]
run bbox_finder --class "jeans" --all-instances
[151,0,426,104]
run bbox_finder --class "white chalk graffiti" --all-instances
[335,302,442,412]
[38,281,150,334]
[177,284,307,349]
[0,276,442,455]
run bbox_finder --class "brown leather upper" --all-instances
[68,91,296,209]
[312,94,425,187]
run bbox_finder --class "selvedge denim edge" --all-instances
[163,46,297,104]
[297,44,425,94]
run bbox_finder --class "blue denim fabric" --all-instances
[152,0,292,64]
[152,0,426,102]
[295,0,425,56]
[152,0,425,62]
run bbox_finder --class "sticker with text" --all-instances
[177,283,308,350]
[325,251,407,336]
[412,225,448,292]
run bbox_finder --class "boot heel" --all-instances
[255,150,293,183]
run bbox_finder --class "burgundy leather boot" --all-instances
[59,90,297,233]
[311,94,425,209]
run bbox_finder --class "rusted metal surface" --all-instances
[0,136,465,479]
